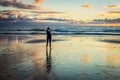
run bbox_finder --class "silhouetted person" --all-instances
[46,27,52,48]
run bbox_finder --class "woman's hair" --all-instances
[47,27,50,30]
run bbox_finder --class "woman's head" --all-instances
[47,27,50,30]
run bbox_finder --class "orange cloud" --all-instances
[81,4,91,8]
[35,0,44,3]
[105,5,119,9]
[107,11,120,16]
[98,11,120,17]
[33,0,44,4]
[0,13,8,18]
[108,11,120,14]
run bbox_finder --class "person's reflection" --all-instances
[46,47,52,74]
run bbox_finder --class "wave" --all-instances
[0,31,120,35]
[0,26,120,35]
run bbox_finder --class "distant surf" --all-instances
[0,25,120,35]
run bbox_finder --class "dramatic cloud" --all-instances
[105,5,119,9]
[0,0,43,10]
[81,4,91,8]
[0,10,68,22]
[0,10,66,21]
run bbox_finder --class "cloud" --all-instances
[106,11,120,16]
[29,11,65,14]
[105,5,119,9]
[0,10,23,16]
[34,0,44,3]
[0,13,8,18]
[81,4,91,8]
[108,11,120,14]
[33,0,44,5]
[0,10,65,16]
[27,10,65,18]
[0,0,43,10]
[40,18,69,22]
[0,10,69,22]
[0,10,66,22]
[98,11,120,17]
[35,0,44,3]
[0,10,29,20]
[92,18,120,23]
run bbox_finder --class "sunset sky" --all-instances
[0,0,120,25]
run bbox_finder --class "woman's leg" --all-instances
[46,38,48,47]
[49,37,51,48]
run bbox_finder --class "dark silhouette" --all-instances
[46,27,52,48]
[46,47,52,74]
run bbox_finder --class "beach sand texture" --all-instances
[0,34,120,80]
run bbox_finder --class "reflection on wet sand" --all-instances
[0,34,120,80]
[105,53,120,66]
[30,47,46,80]
[46,47,52,74]
[80,53,91,64]
[0,36,34,80]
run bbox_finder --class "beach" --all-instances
[0,34,120,80]
[0,0,120,79]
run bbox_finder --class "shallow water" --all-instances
[0,34,120,80]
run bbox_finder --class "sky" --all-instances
[0,0,120,25]
[42,0,120,20]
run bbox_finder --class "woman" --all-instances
[46,27,52,48]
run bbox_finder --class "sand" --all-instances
[0,34,120,80]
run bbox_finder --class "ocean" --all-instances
[0,22,120,35]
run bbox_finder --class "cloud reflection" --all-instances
[80,53,91,64]
[105,53,120,66]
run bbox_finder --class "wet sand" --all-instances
[0,34,120,80]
